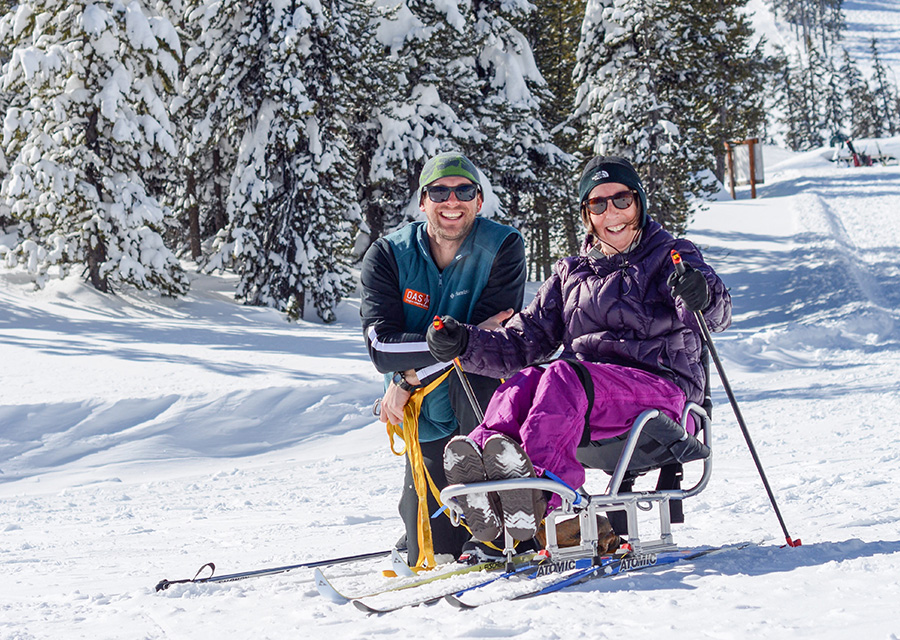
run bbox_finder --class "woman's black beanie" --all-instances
[578,156,649,227]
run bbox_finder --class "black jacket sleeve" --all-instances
[359,239,436,374]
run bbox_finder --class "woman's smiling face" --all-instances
[584,181,641,254]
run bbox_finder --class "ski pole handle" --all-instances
[671,249,686,277]
[432,316,485,424]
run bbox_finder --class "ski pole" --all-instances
[432,316,485,424]
[154,548,396,591]
[671,250,801,548]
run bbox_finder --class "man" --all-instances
[360,152,526,565]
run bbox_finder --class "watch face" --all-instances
[392,372,417,392]
[392,372,410,390]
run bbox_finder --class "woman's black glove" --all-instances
[667,263,710,312]
[426,315,469,361]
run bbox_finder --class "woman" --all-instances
[426,156,732,544]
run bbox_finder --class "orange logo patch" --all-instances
[403,288,430,310]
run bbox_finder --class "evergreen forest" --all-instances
[0,0,895,321]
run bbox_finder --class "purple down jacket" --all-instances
[458,220,731,405]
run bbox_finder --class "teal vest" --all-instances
[384,217,518,441]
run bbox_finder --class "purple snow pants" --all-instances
[468,361,688,506]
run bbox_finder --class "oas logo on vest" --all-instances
[403,288,430,310]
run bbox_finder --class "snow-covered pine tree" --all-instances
[802,43,829,144]
[771,53,797,149]
[0,0,188,295]
[0,1,13,110]
[869,38,899,136]
[340,0,399,256]
[527,0,583,156]
[820,0,845,53]
[573,0,716,232]
[771,0,844,54]
[361,0,486,245]
[525,0,585,263]
[219,0,358,323]
[821,49,846,141]
[0,0,14,225]
[192,0,267,272]
[167,0,242,261]
[286,0,365,321]
[468,0,572,279]
[0,1,11,60]
[773,49,823,151]
[673,0,768,185]
[838,48,879,139]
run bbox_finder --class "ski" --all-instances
[154,548,396,592]
[445,542,754,609]
[350,559,547,613]
[317,552,537,607]
[347,552,611,613]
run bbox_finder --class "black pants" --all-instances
[398,373,499,564]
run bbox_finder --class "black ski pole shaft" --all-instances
[154,548,395,591]
[452,356,485,424]
[671,250,801,548]
[432,317,485,424]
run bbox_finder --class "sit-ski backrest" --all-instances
[575,345,712,478]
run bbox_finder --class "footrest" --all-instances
[441,477,585,569]
[440,477,582,524]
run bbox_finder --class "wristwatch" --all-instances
[392,371,420,392]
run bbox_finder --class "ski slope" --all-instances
[3,140,900,638]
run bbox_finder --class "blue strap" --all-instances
[543,471,583,505]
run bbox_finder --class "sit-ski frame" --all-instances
[440,403,712,569]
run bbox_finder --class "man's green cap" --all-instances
[418,152,481,190]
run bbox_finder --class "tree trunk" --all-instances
[84,109,109,293]
[360,147,383,245]
[563,201,580,257]
[212,148,227,232]
[187,168,202,259]
[715,106,728,183]
[86,232,109,293]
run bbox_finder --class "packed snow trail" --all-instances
[2,146,900,638]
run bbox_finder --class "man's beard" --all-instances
[433,212,474,242]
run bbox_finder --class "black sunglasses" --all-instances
[424,184,479,203]
[585,190,635,215]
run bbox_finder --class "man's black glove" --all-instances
[427,315,469,361]
[667,263,710,312]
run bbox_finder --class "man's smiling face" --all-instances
[421,175,482,244]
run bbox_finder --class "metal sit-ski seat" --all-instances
[440,348,714,567]
[561,345,714,558]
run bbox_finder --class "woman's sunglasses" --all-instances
[424,184,479,203]
[584,190,635,215]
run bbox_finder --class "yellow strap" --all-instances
[386,370,452,570]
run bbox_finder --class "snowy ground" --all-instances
[3,138,900,638]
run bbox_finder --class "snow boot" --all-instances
[457,538,505,564]
[481,434,547,542]
[457,535,540,564]
[443,436,503,542]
